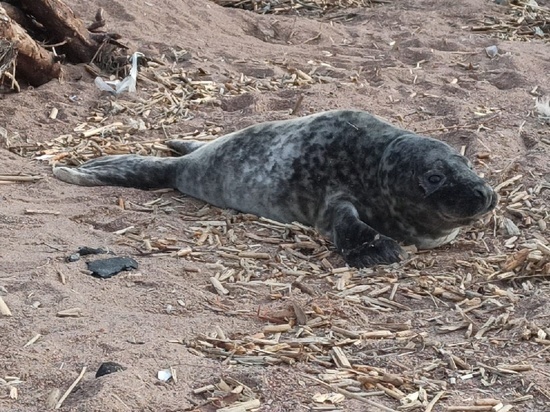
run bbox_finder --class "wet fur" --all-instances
[54,110,497,267]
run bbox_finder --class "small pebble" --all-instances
[485,45,499,58]
[78,246,108,256]
[502,217,521,236]
[66,254,80,262]
[46,388,60,408]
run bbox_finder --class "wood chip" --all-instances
[216,399,261,412]
[24,209,60,215]
[46,388,61,409]
[238,251,270,259]
[331,347,352,369]
[210,277,229,295]
[264,324,292,333]
[23,333,41,348]
[0,296,12,316]
[55,366,87,409]
[56,308,82,317]
[0,174,43,183]
[292,301,307,325]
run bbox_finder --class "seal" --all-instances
[53,110,497,267]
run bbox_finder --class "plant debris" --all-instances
[191,376,261,411]
[135,172,548,410]
[472,0,550,41]
[210,0,379,16]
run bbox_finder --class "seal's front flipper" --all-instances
[326,201,406,268]
[53,154,179,190]
[339,232,405,268]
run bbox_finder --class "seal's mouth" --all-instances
[440,209,491,225]
[439,185,498,224]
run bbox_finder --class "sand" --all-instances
[1,0,549,411]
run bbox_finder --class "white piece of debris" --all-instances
[485,45,499,59]
[535,96,550,120]
[157,368,172,382]
[35,154,56,161]
[94,52,143,95]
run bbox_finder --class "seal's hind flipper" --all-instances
[53,154,179,190]
[54,165,107,187]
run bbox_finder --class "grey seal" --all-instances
[53,110,497,267]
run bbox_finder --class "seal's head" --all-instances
[378,135,497,245]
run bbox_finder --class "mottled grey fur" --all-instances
[54,110,497,267]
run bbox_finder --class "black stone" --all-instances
[95,362,125,378]
[87,257,138,279]
[78,246,108,256]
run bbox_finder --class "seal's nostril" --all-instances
[474,188,485,199]
[473,185,497,211]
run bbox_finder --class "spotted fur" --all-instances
[53,110,497,267]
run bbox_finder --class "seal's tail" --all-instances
[53,154,180,189]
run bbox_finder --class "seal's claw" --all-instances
[343,236,406,268]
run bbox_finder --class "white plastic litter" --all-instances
[35,154,56,161]
[157,368,172,382]
[535,96,550,119]
[94,52,143,95]
[485,45,499,59]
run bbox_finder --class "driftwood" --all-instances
[1,2,33,28]
[0,5,61,87]
[0,0,123,89]
[18,0,105,63]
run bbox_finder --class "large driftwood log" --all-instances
[0,5,61,87]
[18,0,102,63]
[0,2,33,29]
[1,0,124,89]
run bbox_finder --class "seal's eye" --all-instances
[419,171,446,196]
